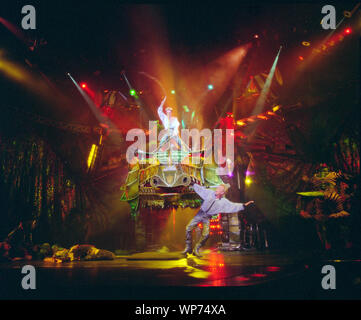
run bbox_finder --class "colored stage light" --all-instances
[245,177,252,185]
[257,115,268,120]
[302,41,310,46]
[207,84,214,90]
[298,56,304,61]
[237,120,246,126]
[129,89,137,96]
[253,34,259,39]
[251,273,267,278]
[344,28,352,34]
[266,266,281,272]
[87,144,98,169]
[171,90,176,94]
[182,105,189,112]
[81,83,87,88]
[272,105,280,112]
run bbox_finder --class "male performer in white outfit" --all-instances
[157,96,185,150]
[183,183,254,257]
[157,97,180,137]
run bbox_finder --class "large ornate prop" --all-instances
[120,107,224,216]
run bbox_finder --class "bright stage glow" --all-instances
[298,56,304,61]
[129,89,137,96]
[171,90,176,94]
[87,144,98,169]
[245,177,252,185]
[344,27,352,34]
[245,170,254,176]
[236,120,246,126]
[81,83,87,88]
[207,84,214,90]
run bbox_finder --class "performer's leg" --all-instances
[182,211,204,254]
[175,135,188,151]
[158,134,171,152]
[193,218,210,257]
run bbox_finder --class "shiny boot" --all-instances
[193,244,203,257]
[181,241,192,255]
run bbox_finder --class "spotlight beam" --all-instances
[67,73,119,141]
[121,70,133,92]
[252,46,282,117]
[117,91,130,103]
[121,71,153,122]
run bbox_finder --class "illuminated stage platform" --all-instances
[1,251,360,299]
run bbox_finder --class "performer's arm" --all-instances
[157,96,167,124]
[221,199,254,213]
[193,183,214,200]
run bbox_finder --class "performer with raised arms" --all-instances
[183,183,254,257]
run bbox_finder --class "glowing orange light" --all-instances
[237,121,246,126]
[81,83,87,88]
[257,115,268,120]
[298,56,304,61]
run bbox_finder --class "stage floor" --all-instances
[0,250,360,299]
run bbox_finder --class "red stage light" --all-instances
[298,56,304,61]
[266,266,281,272]
[344,28,352,34]
[251,273,267,278]
[81,83,87,88]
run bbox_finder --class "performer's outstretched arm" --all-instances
[157,96,167,125]
[193,183,214,200]
[221,199,254,213]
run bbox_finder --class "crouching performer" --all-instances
[183,183,254,257]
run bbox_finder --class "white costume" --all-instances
[157,98,180,137]
[157,97,186,152]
